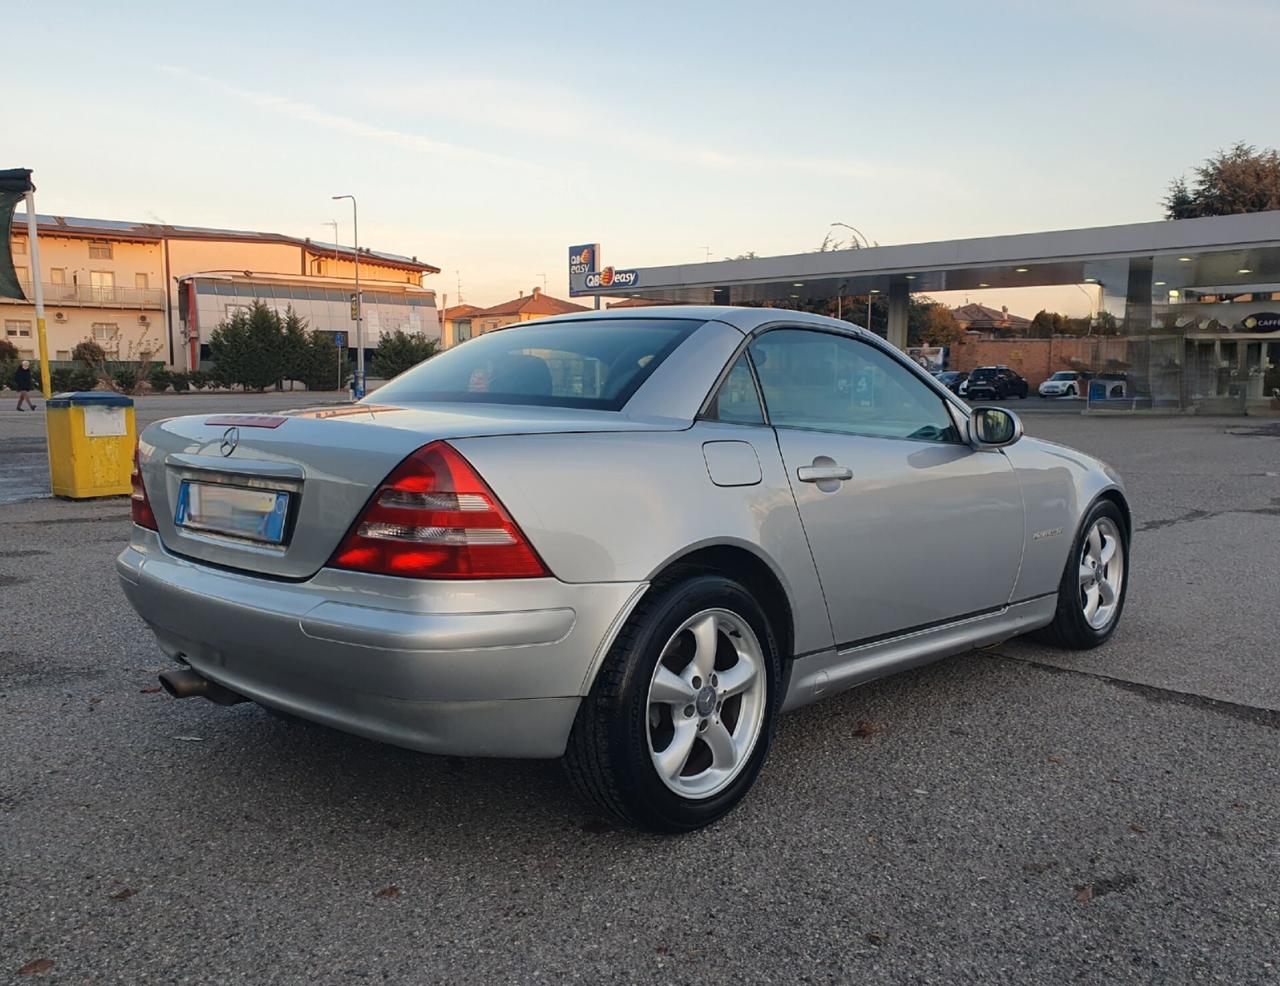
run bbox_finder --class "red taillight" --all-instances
[328,441,549,580]
[131,445,157,531]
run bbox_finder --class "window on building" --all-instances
[92,322,121,350]
[5,319,33,338]
[56,350,70,360]
[14,266,28,284]
[88,241,113,259]
[11,238,26,255]
[50,268,66,284]
[135,272,149,290]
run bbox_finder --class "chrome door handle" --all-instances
[797,464,852,483]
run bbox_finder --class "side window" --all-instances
[748,329,959,443]
[706,353,765,425]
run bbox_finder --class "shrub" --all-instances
[187,369,208,390]
[113,367,140,392]
[0,338,17,362]
[169,371,191,393]
[295,330,352,391]
[372,329,440,380]
[148,366,173,392]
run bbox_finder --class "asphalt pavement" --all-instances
[2,397,1279,984]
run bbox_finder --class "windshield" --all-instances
[1049,371,1076,380]
[372,318,702,410]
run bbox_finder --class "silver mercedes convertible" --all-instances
[119,306,1130,831]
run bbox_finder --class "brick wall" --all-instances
[951,336,1131,388]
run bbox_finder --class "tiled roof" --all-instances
[442,304,483,319]
[471,290,590,318]
[951,302,1032,329]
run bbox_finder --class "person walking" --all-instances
[13,359,37,411]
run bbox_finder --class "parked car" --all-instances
[1039,371,1088,398]
[936,370,969,394]
[119,307,1131,832]
[965,365,1029,400]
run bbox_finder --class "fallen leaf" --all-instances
[1128,823,1147,835]
[1047,755,1065,765]
[375,885,400,898]
[140,687,162,694]
[655,946,669,956]
[89,697,102,705]
[1231,802,1247,811]
[109,888,137,901]
[852,721,881,739]
[866,932,886,945]
[1075,885,1094,903]
[17,958,54,975]
[866,834,878,845]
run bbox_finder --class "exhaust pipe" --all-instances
[158,667,248,706]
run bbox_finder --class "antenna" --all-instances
[703,246,713,263]
[455,270,463,302]
[538,273,548,291]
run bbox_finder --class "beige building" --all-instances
[3,213,439,369]
[440,303,483,348]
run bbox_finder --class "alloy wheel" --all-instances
[1079,516,1125,630]
[645,608,767,800]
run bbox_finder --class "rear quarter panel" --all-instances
[1002,436,1128,601]
[452,422,835,657]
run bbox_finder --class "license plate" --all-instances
[174,481,290,544]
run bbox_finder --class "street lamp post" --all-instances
[332,195,361,398]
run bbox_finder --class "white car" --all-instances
[1039,371,1086,398]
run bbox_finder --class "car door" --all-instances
[748,327,1025,648]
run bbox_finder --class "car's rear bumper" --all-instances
[116,528,645,758]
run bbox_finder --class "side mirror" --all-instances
[969,406,1023,448]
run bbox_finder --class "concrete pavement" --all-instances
[1,408,1278,984]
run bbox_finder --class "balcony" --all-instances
[1,281,166,309]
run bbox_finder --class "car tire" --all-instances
[1035,499,1129,649]
[1066,386,1076,398]
[564,572,782,832]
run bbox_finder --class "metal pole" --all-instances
[23,191,51,397]
[332,195,362,397]
[352,202,361,397]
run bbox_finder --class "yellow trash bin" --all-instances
[46,391,137,498]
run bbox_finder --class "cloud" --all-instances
[159,66,530,170]
[360,75,936,183]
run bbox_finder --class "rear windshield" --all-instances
[372,318,703,410]
[970,368,999,380]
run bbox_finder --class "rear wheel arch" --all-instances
[646,543,795,665]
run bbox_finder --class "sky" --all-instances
[7,0,1279,315]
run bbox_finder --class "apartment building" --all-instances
[3,214,439,368]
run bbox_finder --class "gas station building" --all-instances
[569,211,1280,412]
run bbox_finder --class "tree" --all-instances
[279,307,314,390]
[1029,310,1070,339]
[916,303,965,347]
[207,301,286,391]
[294,329,352,392]
[1163,142,1280,219]
[0,338,16,361]
[372,329,440,380]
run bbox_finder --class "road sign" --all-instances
[332,331,346,348]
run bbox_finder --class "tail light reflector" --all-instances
[329,441,548,580]
[131,445,157,531]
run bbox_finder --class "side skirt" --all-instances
[780,595,1057,712]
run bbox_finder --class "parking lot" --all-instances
[2,398,1278,984]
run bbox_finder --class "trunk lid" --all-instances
[140,401,680,579]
